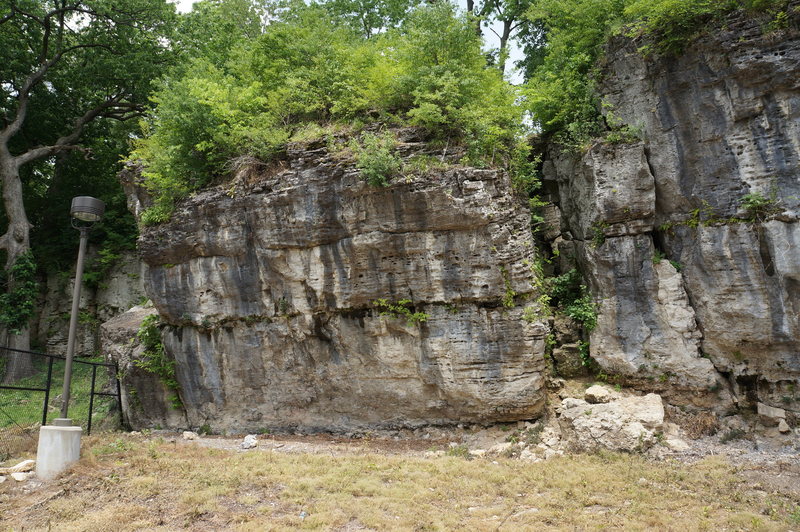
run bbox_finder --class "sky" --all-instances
[170,0,525,82]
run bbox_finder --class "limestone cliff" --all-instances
[544,10,800,415]
[122,129,548,432]
[34,250,146,357]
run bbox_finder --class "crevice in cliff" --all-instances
[756,225,776,277]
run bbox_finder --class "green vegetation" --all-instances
[524,0,795,145]
[590,222,609,247]
[132,2,531,223]
[444,444,472,459]
[0,356,116,432]
[0,0,175,354]
[741,191,781,221]
[373,299,430,327]
[0,251,39,335]
[499,266,518,308]
[135,315,181,408]
[353,132,402,187]
[547,269,598,332]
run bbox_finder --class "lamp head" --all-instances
[70,196,105,223]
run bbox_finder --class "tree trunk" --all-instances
[0,150,35,383]
[2,330,35,384]
[497,19,513,74]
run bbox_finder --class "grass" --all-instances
[2,433,798,530]
[0,356,117,430]
[0,356,118,461]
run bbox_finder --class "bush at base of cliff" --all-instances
[135,314,181,409]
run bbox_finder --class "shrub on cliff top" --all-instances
[131,3,530,224]
[524,0,795,145]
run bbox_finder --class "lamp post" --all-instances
[59,196,105,420]
[37,196,105,481]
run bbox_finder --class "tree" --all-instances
[176,0,267,68]
[465,0,537,73]
[0,0,175,381]
[321,0,421,37]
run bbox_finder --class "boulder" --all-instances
[559,394,665,453]
[584,385,613,404]
[101,304,188,431]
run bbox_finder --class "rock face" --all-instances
[100,305,187,429]
[545,9,800,415]
[35,250,146,357]
[129,130,548,432]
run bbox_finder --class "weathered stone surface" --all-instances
[664,222,800,408]
[132,130,548,432]
[549,316,588,378]
[757,402,786,420]
[101,305,187,430]
[579,234,724,394]
[546,9,800,414]
[594,10,800,413]
[600,13,800,224]
[585,385,613,404]
[550,142,655,241]
[36,251,146,357]
[558,394,665,453]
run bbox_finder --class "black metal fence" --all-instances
[0,346,121,461]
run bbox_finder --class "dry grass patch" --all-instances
[1,433,798,530]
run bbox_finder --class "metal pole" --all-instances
[87,365,97,435]
[41,355,54,426]
[115,366,124,429]
[60,226,90,420]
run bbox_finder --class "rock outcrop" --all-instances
[123,129,549,432]
[101,304,187,429]
[558,393,665,453]
[35,250,146,357]
[544,9,800,415]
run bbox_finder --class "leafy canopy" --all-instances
[132,2,531,223]
[523,0,794,145]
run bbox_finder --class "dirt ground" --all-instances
[1,378,798,530]
[1,425,799,531]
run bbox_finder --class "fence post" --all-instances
[41,356,54,427]
[87,365,97,435]
[115,366,124,429]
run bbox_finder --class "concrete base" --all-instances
[36,421,82,481]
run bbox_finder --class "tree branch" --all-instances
[13,97,141,167]
[0,41,118,145]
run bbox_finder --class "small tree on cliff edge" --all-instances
[0,0,174,381]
